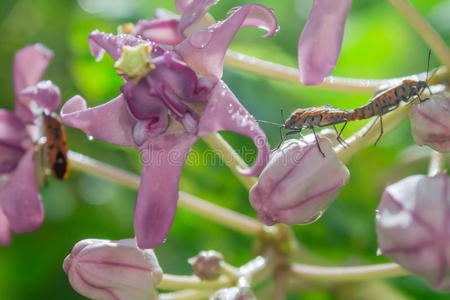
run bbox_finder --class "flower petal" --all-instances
[88,30,153,61]
[61,94,138,148]
[0,149,43,233]
[178,0,218,36]
[135,19,183,46]
[14,44,53,95]
[18,80,61,115]
[198,82,270,176]
[0,206,11,246]
[0,143,25,174]
[298,0,353,85]
[135,135,196,248]
[175,0,192,12]
[175,3,278,78]
[0,110,29,148]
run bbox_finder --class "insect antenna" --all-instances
[256,120,284,127]
[425,49,433,95]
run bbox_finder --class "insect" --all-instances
[259,104,352,156]
[35,112,69,183]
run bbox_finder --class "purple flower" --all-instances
[61,3,277,249]
[63,238,163,300]
[409,92,450,152]
[376,173,450,291]
[0,44,61,243]
[298,0,353,85]
[250,137,349,225]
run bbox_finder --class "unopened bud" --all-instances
[250,137,349,225]
[409,92,450,152]
[188,250,223,280]
[376,173,450,291]
[63,239,162,300]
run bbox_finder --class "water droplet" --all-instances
[376,248,383,256]
[189,30,213,49]
[300,211,323,225]
[87,135,94,141]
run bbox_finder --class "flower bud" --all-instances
[188,250,223,280]
[63,239,163,300]
[376,173,450,291]
[250,137,349,225]
[210,287,256,300]
[409,92,450,152]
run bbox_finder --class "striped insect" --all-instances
[259,104,352,156]
[35,112,69,183]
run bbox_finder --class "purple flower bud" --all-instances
[188,250,223,280]
[210,287,256,300]
[250,137,350,225]
[63,239,163,300]
[376,173,450,291]
[409,92,450,152]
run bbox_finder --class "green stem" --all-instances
[158,275,232,290]
[159,289,214,300]
[387,0,450,72]
[225,50,447,92]
[202,133,257,189]
[290,263,408,282]
[68,151,263,237]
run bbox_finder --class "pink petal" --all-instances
[18,80,61,115]
[0,206,11,246]
[14,44,53,95]
[298,0,353,85]
[88,30,153,61]
[178,0,218,36]
[0,144,25,174]
[14,44,54,122]
[175,3,278,78]
[135,19,183,46]
[135,135,196,248]
[61,94,138,148]
[175,0,192,12]
[1,149,43,233]
[0,110,29,148]
[198,82,270,176]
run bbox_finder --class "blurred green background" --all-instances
[0,0,449,299]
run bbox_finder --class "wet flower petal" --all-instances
[135,19,182,46]
[376,173,450,291]
[18,80,61,115]
[0,206,11,246]
[250,137,349,225]
[0,109,29,148]
[178,0,218,36]
[176,3,278,78]
[61,94,138,148]
[0,149,43,233]
[409,92,450,152]
[135,136,197,249]
[63,238,162,300]
[88,30,154,61]
[198,82,270,176]
[298,0,353,85]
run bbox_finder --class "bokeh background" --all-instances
[1,0,449,299]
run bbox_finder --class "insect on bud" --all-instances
[250,137,350,225]
[188,250,224,280]
[409,92,450,153]
[376,173,450,291]
[63,238,163,300]
[210,287,256,300]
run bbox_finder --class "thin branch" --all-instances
[202,133,257,189]
[225,50,446,93]
[158,275,232,290]
[387,0,450,71]
[428,150,447,176]
[68,151,263,237]
[291,263,408,282]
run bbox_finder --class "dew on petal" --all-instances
[299,211,323,225]
[87,135,94,141]
[376,248,383,256]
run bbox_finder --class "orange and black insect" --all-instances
[36,112,69,182]
[259,105,352,156]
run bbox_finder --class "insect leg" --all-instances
[312,126,325,157]
[374,114,384,146]
[336,121,349,148]
[362,115,379,137]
